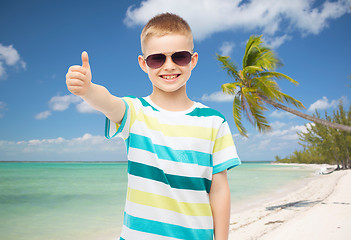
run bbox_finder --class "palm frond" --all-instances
[233,95,248,137]
[242,87,267,111]
[241,92,253,125]
[254,78,280,100]
[243,35,281,71]
[245,48,262,69]
[216,54,240,80]
[251,106,271,132]
[280,92,306,109]
[243,66,263,76]
[256,48,282,70]
[253,71,304,110]
[242,88,271,132]
[243,35,262,68]
[260,71,299,86]
[216,34,308,136]
[221,82,242,95]
[254,76,304,109]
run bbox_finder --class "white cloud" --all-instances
[0,133,126,161]
[200,91,234,102]
[124,0,350,41]
[287,0,349,36]
[76,101,100,114]
[49,94,82,111]
[219,41,235,56]
[232,122,310,160]
[0,62,5,78]
[0,44,22,66]
[307,96,348,112]
[258,139,271,150]
[260,124,309,141]
[263,34,292,49]
[35,111,52,120]
[308,96,334,112]
[0,43,26,79]
[36,94,102,119]
[270,121,287,129]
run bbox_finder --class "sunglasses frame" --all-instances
[144,51,194,69]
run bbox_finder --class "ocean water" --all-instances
[0,162,314,240]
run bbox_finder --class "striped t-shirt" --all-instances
[105,96,241,240]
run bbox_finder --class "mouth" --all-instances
[160,74,180,81]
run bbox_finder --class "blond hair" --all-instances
[141,13,193,53]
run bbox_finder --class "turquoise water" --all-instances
[0,162,314,240]
[228,163,314,204]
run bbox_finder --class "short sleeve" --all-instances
[105,98,131,140]
[212,121,241,174]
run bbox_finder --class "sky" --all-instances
[0,0,350,162]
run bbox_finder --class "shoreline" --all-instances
[229,164,349,239]
[230,163,324,214]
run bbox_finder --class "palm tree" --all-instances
[216,35,351,137]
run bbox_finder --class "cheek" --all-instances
[148,69,160,80]
[183,66,192,76]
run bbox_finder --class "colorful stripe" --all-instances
[127,188,212,216]
[128,161,212,193]
[187,107,226,122]
[105,96,240,239]
[105,98,129,139]
[123,213,214,240]
[128,133,212,166]
[213,157,241,174]
[134,111,218,141]
[213,133,236,153]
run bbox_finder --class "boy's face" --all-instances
[138,34,198,95]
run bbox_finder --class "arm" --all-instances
[209,170,231,240]
[66,51,125,123]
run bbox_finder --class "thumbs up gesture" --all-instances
[66,51,92,96]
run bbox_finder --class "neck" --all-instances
[149,88,193,112]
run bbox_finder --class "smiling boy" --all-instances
[66,13,240,240]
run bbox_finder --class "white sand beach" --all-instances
[229,165,351,240]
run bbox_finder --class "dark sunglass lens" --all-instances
[146,54,166,69]
[172,51,191,66]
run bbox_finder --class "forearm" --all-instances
[209,171,231,240]
[82,83,125,123]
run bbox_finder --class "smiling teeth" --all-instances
[162,75,178,79]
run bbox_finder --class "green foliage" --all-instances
[217,35,350,136]
[274,148,329,164]
[276,102,351,168]
[216,35,304,137]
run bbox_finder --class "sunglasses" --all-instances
[144,51,193,69]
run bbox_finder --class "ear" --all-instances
[138,55,148,74]
[190,52,198,70]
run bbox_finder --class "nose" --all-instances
[163,56,176,70]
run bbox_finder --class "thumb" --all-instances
[81,51,90,69]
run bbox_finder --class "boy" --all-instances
[66,13,240,240]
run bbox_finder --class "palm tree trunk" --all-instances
[336,157,340,170]
[259,95,351,132]
[332,149,340,170]
[346,148,351,169]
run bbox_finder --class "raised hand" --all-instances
[66,51,92,96]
